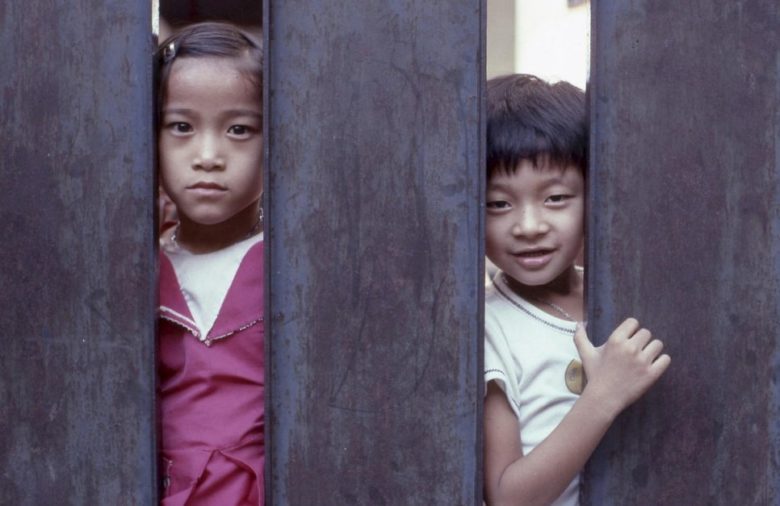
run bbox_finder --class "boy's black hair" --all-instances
[155,21,263,121]
[486,74,587,178]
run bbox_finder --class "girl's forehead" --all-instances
[164,57,261,107]
[169,56,253,82]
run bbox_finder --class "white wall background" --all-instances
[488,0,590,89]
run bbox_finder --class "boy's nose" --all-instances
[511,208,549,237]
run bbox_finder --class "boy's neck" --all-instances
[503,266,584,322]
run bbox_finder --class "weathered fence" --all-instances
[584,2,780,504]
[265,0,485,504]
[1,2,156,505]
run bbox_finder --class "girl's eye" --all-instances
[228,125,253,137]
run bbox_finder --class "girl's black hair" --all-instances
[486,74,587,178]
[155,21,263,120]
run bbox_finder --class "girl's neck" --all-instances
[504,266,584,321]
[174,202,262,254]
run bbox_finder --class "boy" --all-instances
[483,74,671,506]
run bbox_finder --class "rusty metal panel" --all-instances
[266,1,484,504]
[0,2,156,505]
[584,1,780,504]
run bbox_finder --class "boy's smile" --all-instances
[486,158,584,292]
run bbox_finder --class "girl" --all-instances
[156,22,265,506]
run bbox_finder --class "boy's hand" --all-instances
[574,318,671,419]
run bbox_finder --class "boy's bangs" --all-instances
[486,74,587,179]
[487,119,585,177]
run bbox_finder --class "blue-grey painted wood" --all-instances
[584,1,780,504]
[0,3,157,504]
[265,1,484,504]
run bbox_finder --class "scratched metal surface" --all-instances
[583,2,780,504]
[0,2,156,505]
[265,1,484,504]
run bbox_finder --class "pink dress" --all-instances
[158,242,264,506]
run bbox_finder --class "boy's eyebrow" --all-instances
[161,107,195,116]
[486,180,511,191]
[486,174,577,192]
[539,175,568,186]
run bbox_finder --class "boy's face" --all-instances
[485,158,584,288]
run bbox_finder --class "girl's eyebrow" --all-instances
[161,108,262,119]
[222,109,263,119]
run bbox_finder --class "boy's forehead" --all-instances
[490,158,582,182]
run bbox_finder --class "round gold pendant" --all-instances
[565,359,587,394]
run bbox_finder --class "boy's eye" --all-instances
[486,200,511,210]
[545,194,571,205]
[169,122,192,134]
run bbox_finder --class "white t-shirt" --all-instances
[484,272,583,506]
[163,233,263,339]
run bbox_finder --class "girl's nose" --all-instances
[193,156,225,171]
[192,135,225,171]
[511,207,549,237]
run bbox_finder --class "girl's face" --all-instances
[159,56,262,241]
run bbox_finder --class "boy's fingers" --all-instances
[641,338,664,360]
[610,317,640,342]
[629,328,653,350]
[650,353,672,377]
[573,322,594,359]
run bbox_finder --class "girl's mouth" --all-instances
[187,182,227,197]
[516,249,552,257]
[189,181,225,190]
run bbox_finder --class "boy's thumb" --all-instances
[573,322,594,359]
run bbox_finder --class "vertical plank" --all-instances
[266,1,484,504]
[0,2,156,504]
[584,1,780,504]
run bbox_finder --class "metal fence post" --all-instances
[0,3,156,504]
[265,1,485,504]
[584,2,780,504]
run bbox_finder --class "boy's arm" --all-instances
[484,318,671,506]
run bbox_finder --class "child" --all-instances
[483,74,671,506]
[155,22,265,506]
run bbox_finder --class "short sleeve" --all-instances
[483,310,523,419]
[484,330,509,392]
